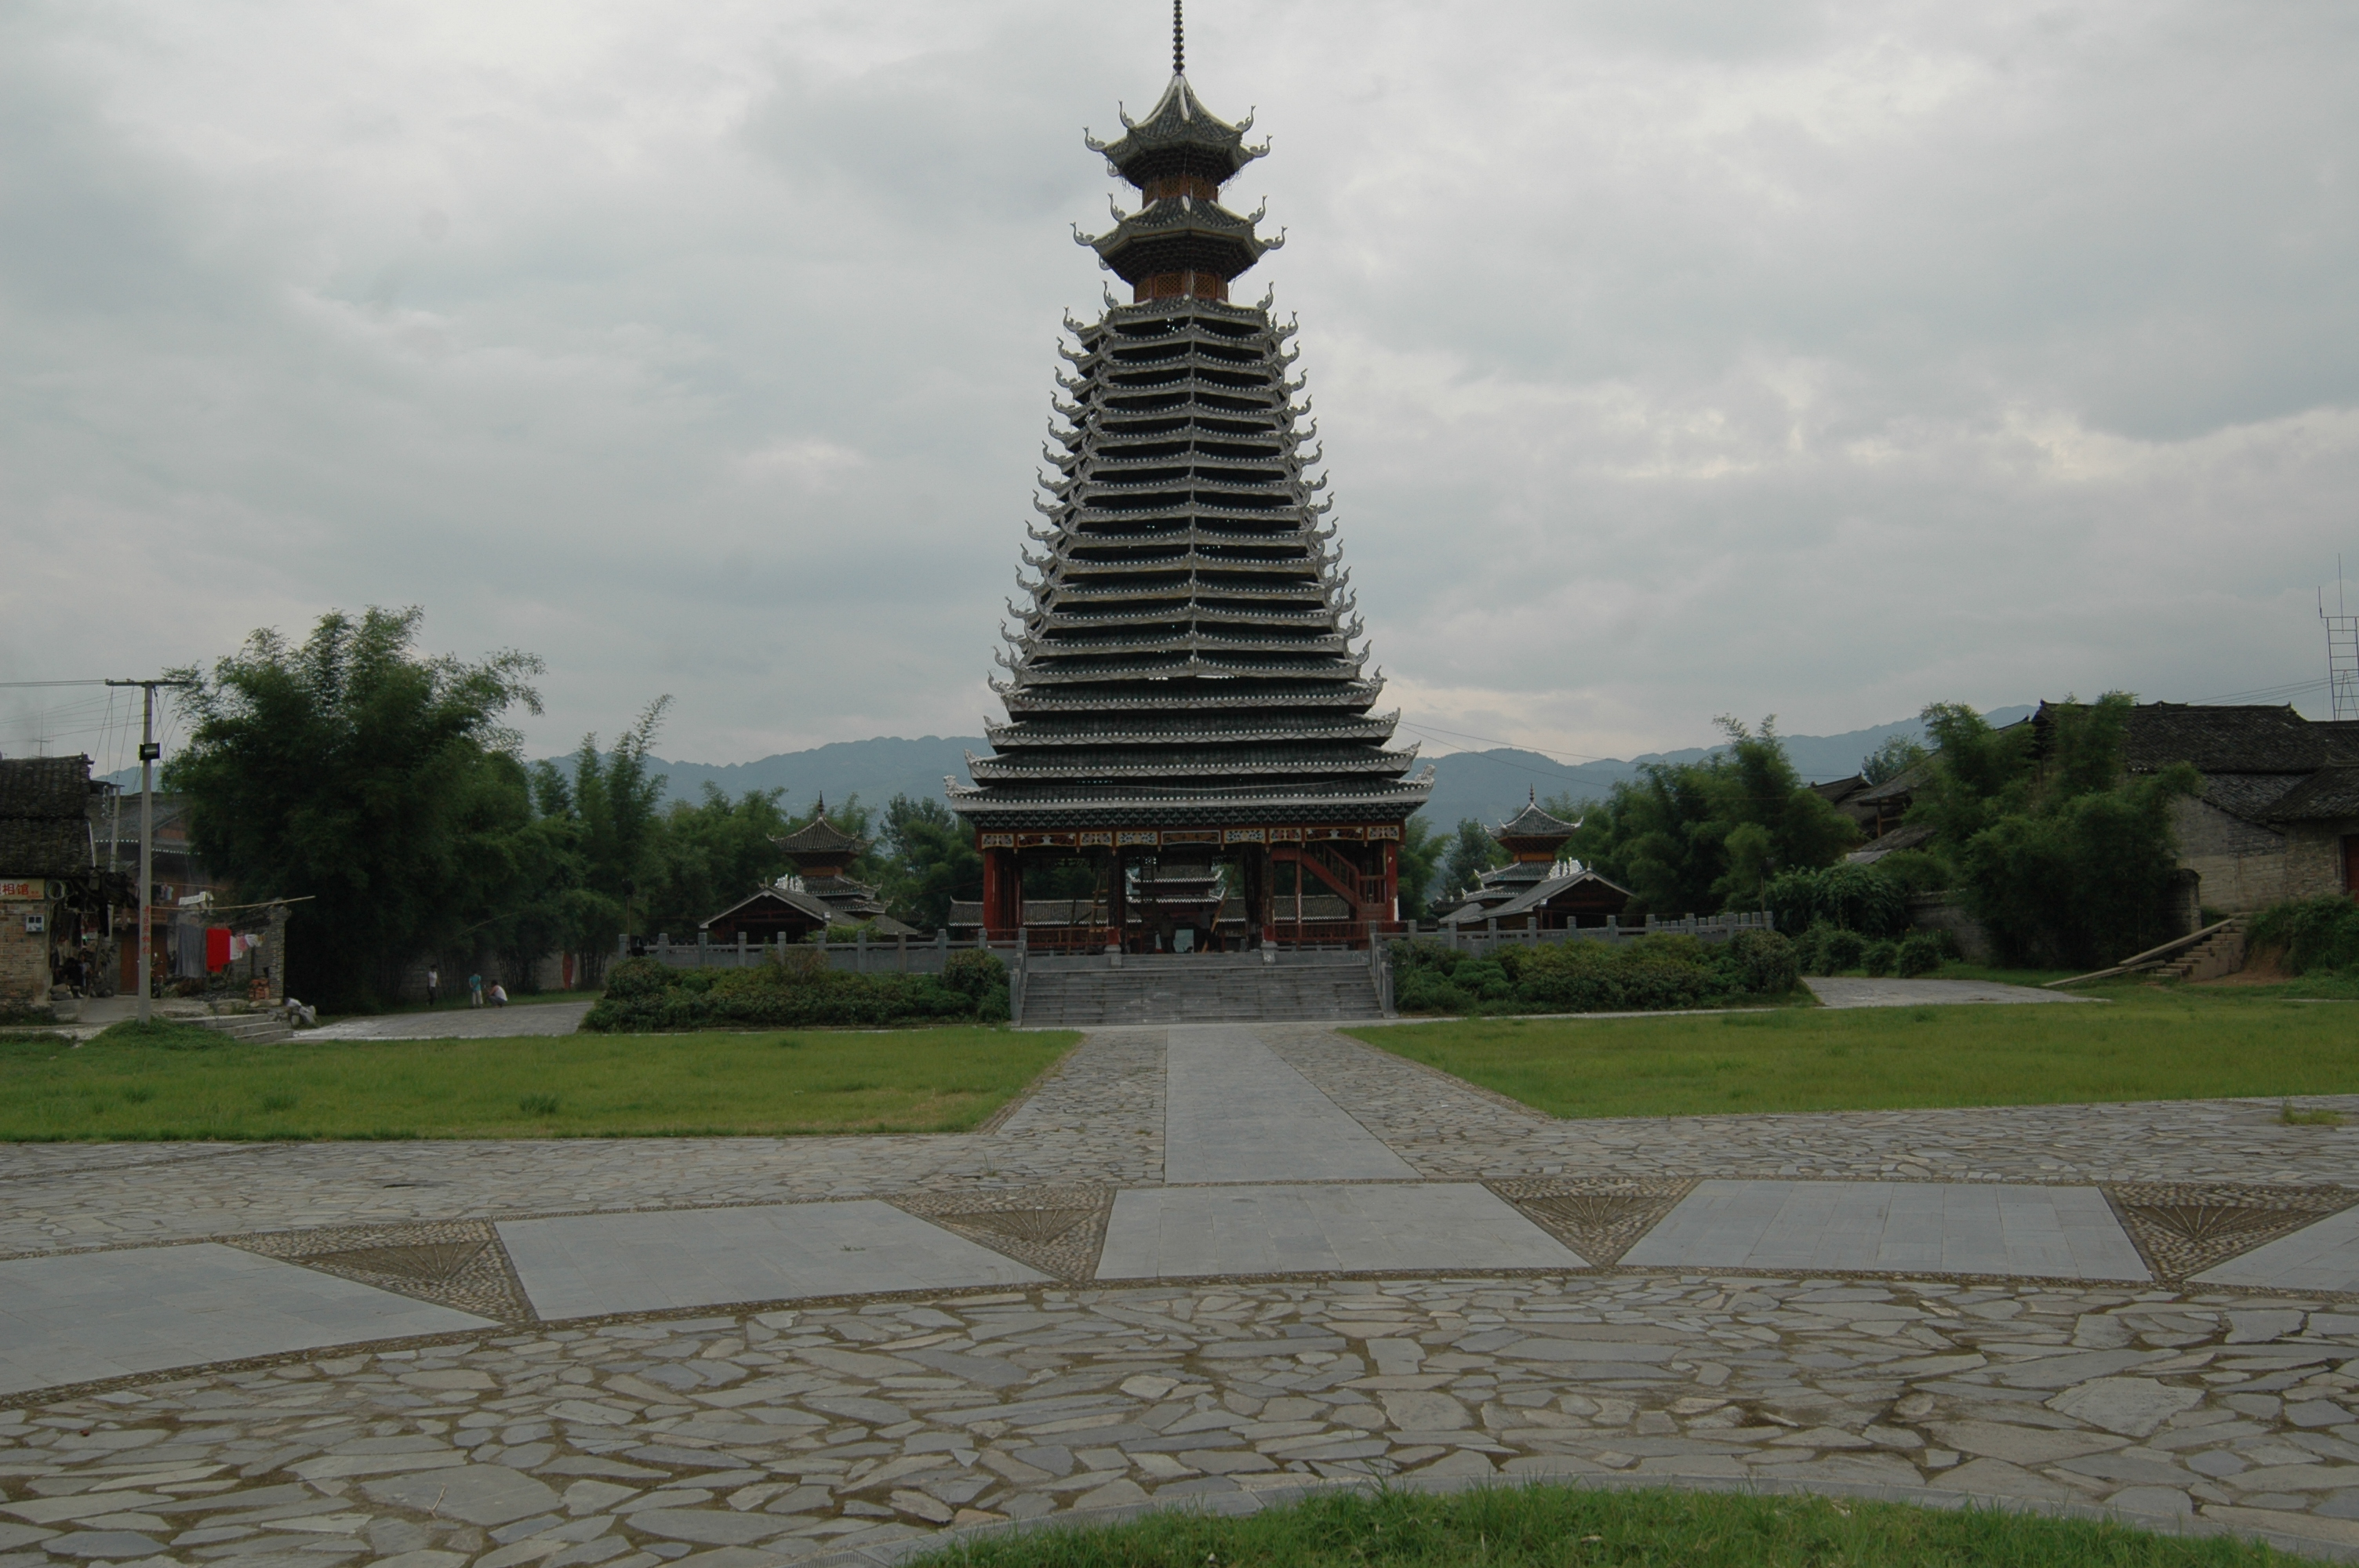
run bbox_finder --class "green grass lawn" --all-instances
[908,1484,2300,1567]
[0,1022,1077,1141]
[1347,983,2359,1118]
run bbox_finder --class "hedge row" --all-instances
[583,950,1009,1032]
[1391,930,1800,1017]
[1792,923,1950,978]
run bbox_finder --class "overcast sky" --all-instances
[5,0,2355,775]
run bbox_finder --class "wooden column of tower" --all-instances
[947,29,1432,950]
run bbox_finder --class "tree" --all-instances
[167,607,543,1008]
[1395,815,1445,921]
[527,697,671,978]
[1435,818,1510,909]
[1914,693,2200,967]
[642,784,795,938]
[1861,732,1928,786]
[1564,717,1858,916]
[876,795,981,931]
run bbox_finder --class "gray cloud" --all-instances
[3,0,2354,774]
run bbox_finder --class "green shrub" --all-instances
[1861,939,1898,978]
[1896,931,1945,977]
[584,952,995,1032]
[1391,929,1792,1016]
[941,949,1008,999]
[1819,929,1866,974]
[1765,864,1907,939]
[2248,897,2359,975]
[1719,929,1801,996]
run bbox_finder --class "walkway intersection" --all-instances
[5,1023,2359,1564]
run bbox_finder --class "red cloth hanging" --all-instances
[205,927,232,971]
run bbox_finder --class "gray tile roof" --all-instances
[0,757,96,878]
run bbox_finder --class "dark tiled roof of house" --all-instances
[2197,772,2310,821]
[2259,767,2359,823]
[0,757,96,877]
[2107,703,2329,774]
[0,756,92,818]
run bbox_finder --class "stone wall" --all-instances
[1906,892,1989,963]
[0,887,51,1008]
[2283,821,2359,902]
[2171,796,2291,911]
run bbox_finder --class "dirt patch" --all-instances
[2197,944,2292,986]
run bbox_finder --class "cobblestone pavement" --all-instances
[9,1022,2359,1563]
[19,1277,2359,1565]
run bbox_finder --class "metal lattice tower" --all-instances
[2328,599,2359,722]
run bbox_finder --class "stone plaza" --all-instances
[8,1015,2359,1566]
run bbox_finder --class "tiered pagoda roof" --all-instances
[949,30,1432,836]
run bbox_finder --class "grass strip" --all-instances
[0,1026,1075,1141]
[1347,986,2359,1119]
[910,1485,2302,1567]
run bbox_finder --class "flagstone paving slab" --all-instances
[1096,1182,1586,1279]
[0,1243,493,1396]
[1162,1025,1412,1185]
[496,1203,1049,1320]
[2196,1204,2359,1294]
[1622,1180,2152,1282]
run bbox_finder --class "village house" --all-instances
[1829,702,2359,914]
[0,755,109,1009]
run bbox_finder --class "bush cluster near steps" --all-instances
[584,949,1010,1032]
[1391,929,1800,1016]
[2250,897,2359,976]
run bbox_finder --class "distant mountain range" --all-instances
[94,707,2030,830]
[605,706,2034,833]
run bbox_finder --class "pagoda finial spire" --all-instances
[1172,0,1184,75]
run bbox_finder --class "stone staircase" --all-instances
[1020,954,1383,1027]
[193,1011,295,1045]
[2150,918,2248,982]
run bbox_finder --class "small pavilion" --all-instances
[1439,792,1632,931]
[701,799,916,942]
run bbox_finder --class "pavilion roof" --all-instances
[1086,74,1267,187]
[1493,790,1579,845]
[772,800,867,858]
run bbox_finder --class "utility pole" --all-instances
[104,678,194,1026]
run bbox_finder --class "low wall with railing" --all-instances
[1406,910,1774,958]
[620,931,1019,978]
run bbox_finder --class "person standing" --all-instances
[427,966,440,1006]
[468,972,484,1008]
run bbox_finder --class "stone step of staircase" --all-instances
[194,1012,294,1045]
[2153,918,2248,982]
[1021,960,1383,1027]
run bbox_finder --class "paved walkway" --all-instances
[307,1001,597,1041]
[1804,975,2091,1007]
[5,1024,2359,1564]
